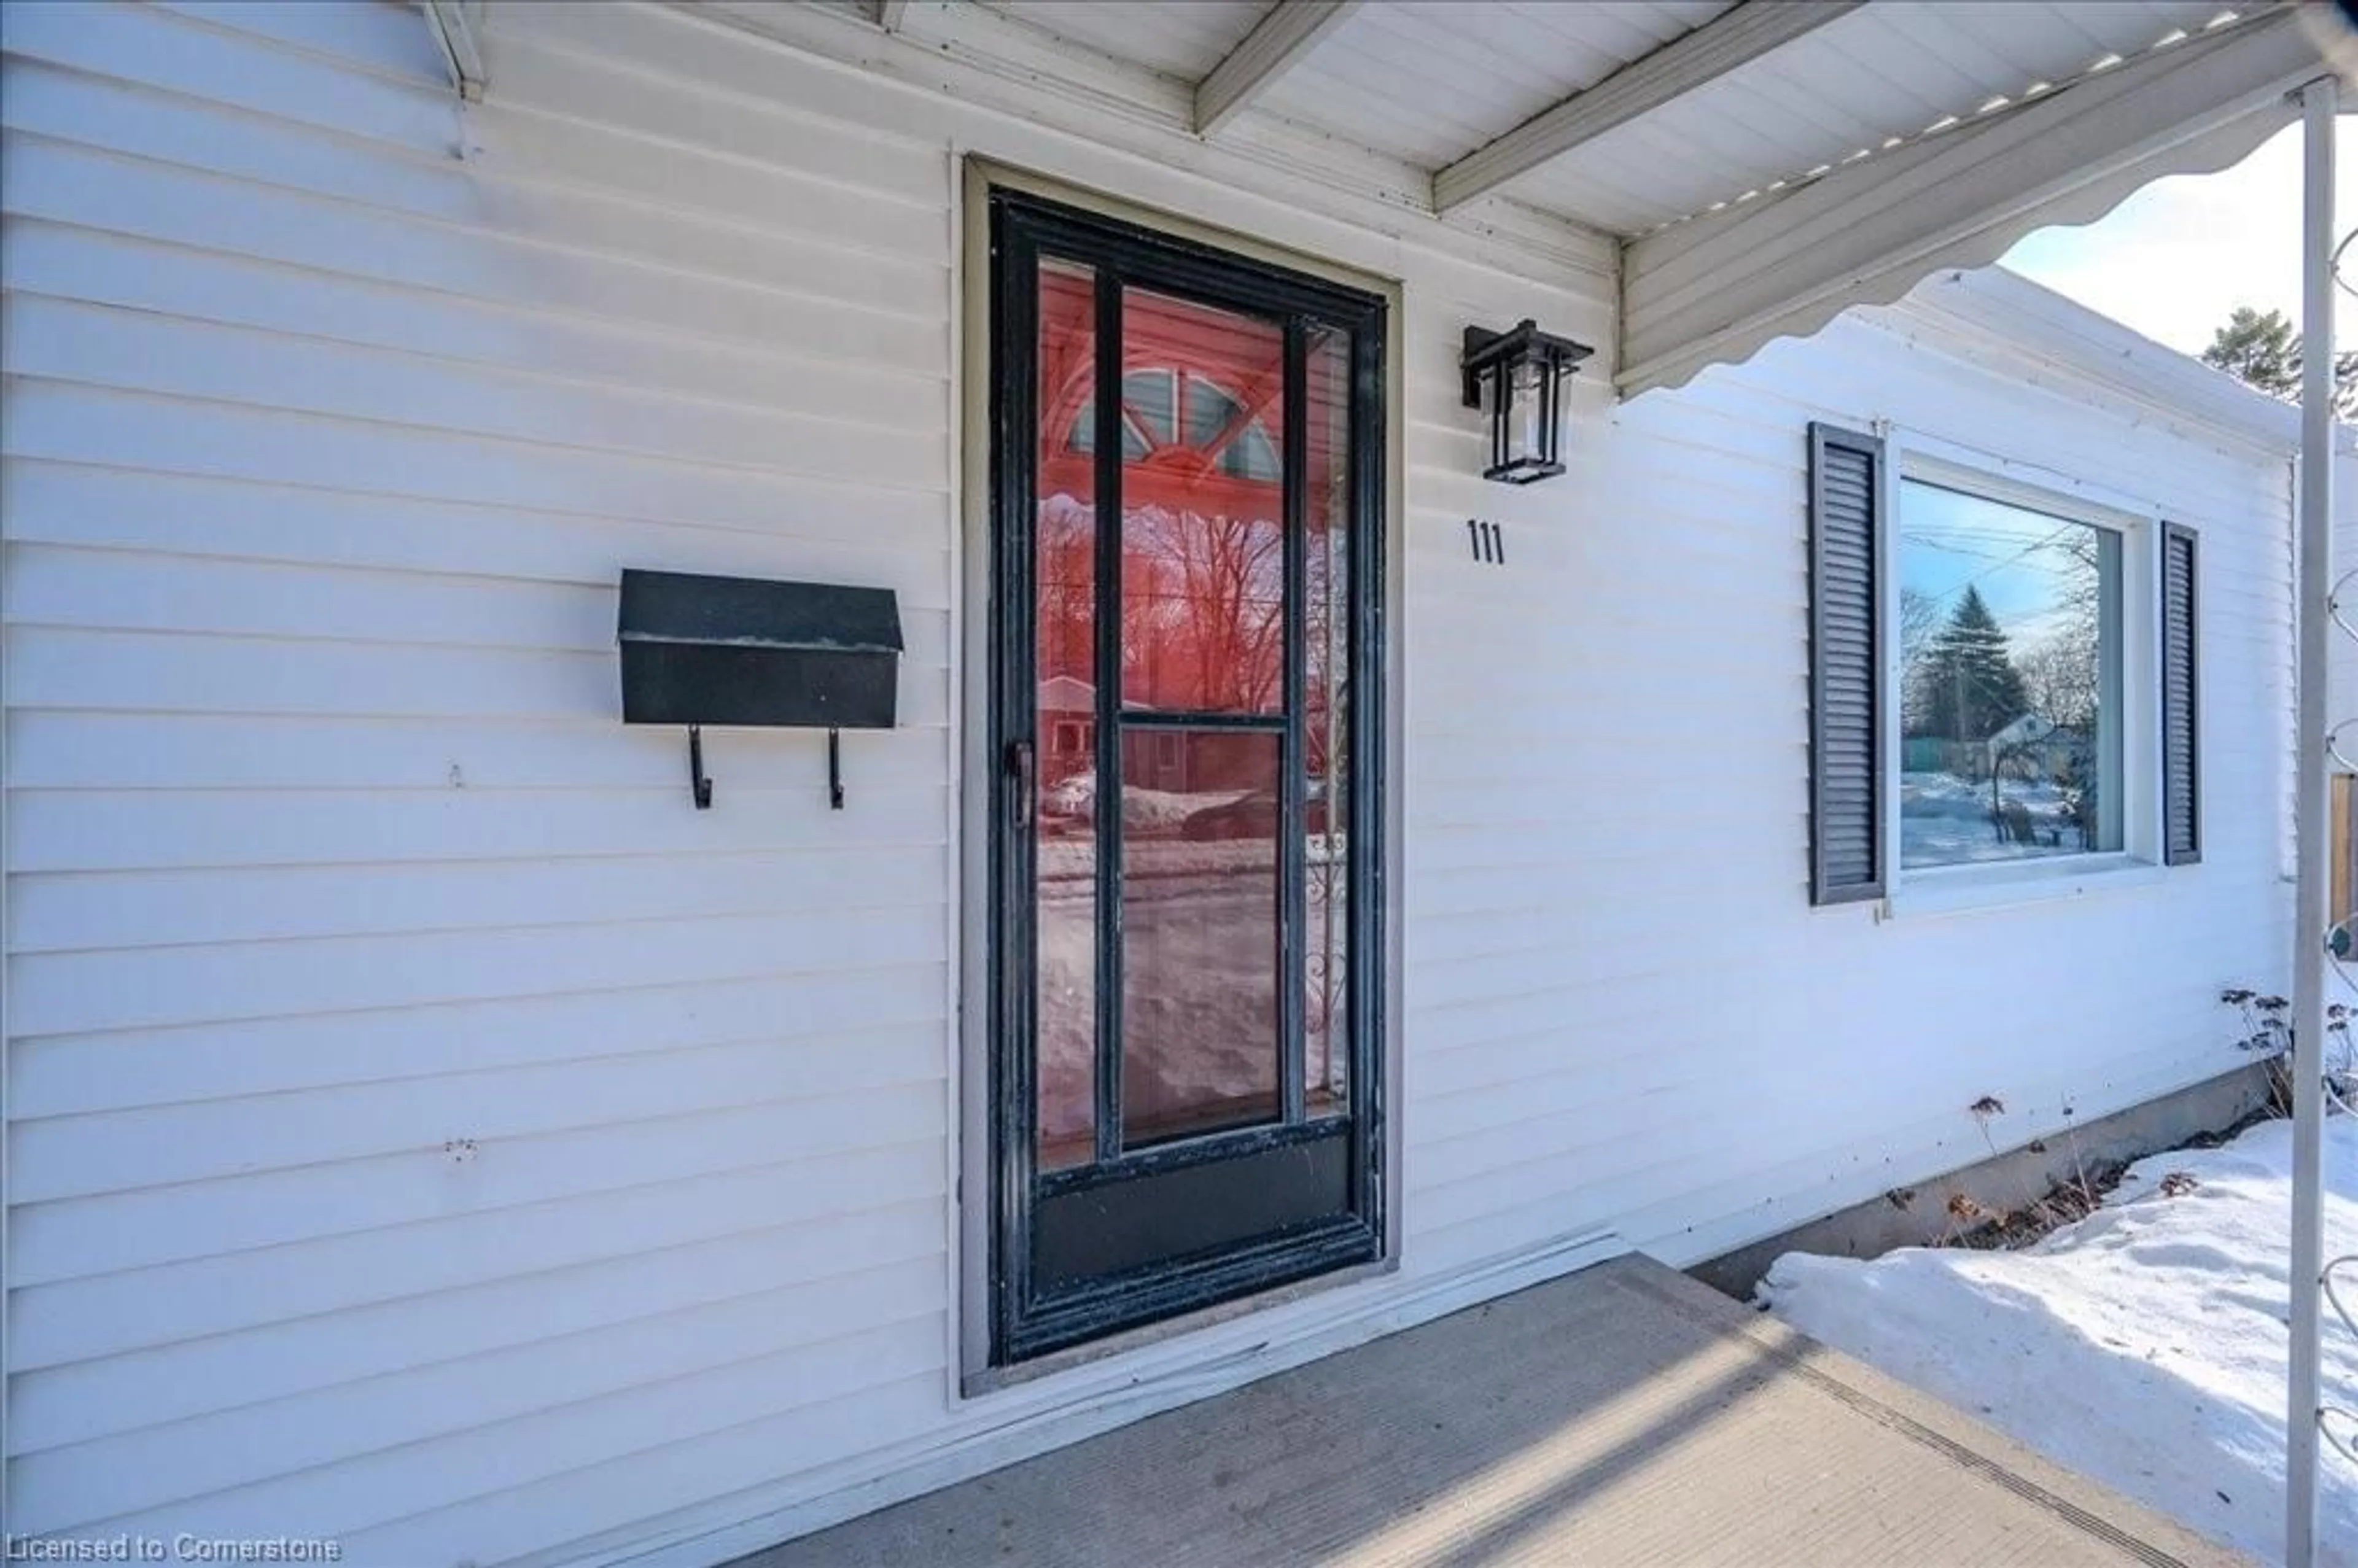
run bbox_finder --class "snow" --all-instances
[1031,805,1349,1158]
[1759,1115,2358,1565]
[1901,769,2094,867]
[1040,770,1252,832]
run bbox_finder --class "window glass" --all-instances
[1305,327,1350,1117]
[1118,289,1286,715]
[1120,729,1282,1148]
[1035,257,1097,1170]
[1898,478,2124,870]
[1068,370,1284,478]
[1121,368,1173,458]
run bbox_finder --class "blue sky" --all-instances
[2002,121,2358,355]
[1900,479,2095,644]
[1949,120,2358,640]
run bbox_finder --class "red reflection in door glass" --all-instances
[1305,327,1351,1119]
[1118,289,1285,716]
[1121,729,1282,1146]
[1035,257,1097,1171]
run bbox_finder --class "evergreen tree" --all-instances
[2201,306,2301,398]
[2201,305,2358,418]
[1915,586,2029,742]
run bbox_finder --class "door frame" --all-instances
[955,159,1406,1390]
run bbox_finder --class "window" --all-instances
[1067,368,1283,482]
[1805,424,2199,910]
[1897,478,2125,871]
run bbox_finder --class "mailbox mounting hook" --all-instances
[682,725,843,811]
[687,725,714,810]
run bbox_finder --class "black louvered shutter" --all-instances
[2162,523,2200,865]
[1808,423,1886,904]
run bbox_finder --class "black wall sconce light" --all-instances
[1461,318,1594,484]
[618,569,902,811]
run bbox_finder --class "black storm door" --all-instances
[988,189,1387,1364]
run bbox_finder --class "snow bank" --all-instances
[1759,1115,2358,1564]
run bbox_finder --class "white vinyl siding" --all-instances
[2,1,959,1559]
[0,3,2294,1566]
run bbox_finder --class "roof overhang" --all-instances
[1888,267,2337,456]
[1619,6,2326,397]
[669,1,2340,394]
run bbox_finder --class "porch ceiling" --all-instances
[1506,0,2240,233]
[987,0,1276,80]
[1248,0,1730,178]
[677,0,2330,390]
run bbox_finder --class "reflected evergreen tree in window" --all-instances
[1897,479,2123,869]
[1912,586,2029,743]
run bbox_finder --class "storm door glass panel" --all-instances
[989,185,1387,1367]
[1119,289,1286,716]
[1034,257,1097,1171]
[1120,729,1282,1146]
[1305,328,1351,1119]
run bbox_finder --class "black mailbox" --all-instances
[618,569,902,810]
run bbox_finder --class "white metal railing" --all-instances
[2326,1256,2358,1472]
[2292,72,2341,1568]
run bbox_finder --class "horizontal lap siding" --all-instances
[0,2,2297,1566]
[0,1,960,1559]
[0,6,1633,1561]
[1413,314,2292,1276]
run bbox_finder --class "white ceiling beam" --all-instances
[1433,1,1863,214]
[424,0,487,101]
[689,0,1617,281]
[876,0,908,33]
[1618,9,2319,397]
[1194,1,1362,139]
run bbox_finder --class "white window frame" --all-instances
[1881,441,2166,917]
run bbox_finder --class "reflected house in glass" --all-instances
[1035,266,1346,807]
[1036,673,1096,798]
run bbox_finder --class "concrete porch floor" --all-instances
[740,1255,2242,1567]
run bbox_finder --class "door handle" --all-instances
[1008,739,1035,829]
